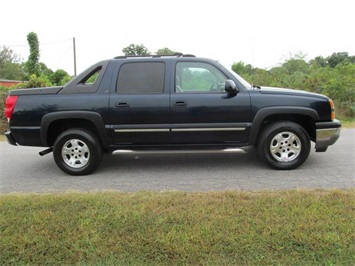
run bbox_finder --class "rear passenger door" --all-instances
[109,61,171,145]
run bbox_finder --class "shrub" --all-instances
[0,87,11,133]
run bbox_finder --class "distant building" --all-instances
[0,79,22,88]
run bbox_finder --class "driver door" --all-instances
[171,61,251,145]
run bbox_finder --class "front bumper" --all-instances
[4,131,17,146]
[315,120,341,151]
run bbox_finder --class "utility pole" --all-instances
[73,37,77,76]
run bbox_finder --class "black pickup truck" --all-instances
[4,54,341,175]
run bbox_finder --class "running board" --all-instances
[112,148,246,155]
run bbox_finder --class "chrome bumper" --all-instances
[315,120,341,152]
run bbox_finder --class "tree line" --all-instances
[1,34,354,118]
[0,40,176,88]
[232,52,355,117]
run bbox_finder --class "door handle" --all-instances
[115,102,130,108]
[173,101,187,107]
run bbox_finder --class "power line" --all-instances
[53,44,72,67]
[2,39,71,47]
[42,39,71,46]
[2,37,76,74]
[1,44,27,47]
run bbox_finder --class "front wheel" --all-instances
[53,129,103,175]
[258,122,311,170]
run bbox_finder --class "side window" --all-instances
[117,62,165,93]
[82,67,101,85]
[175,62,227,93]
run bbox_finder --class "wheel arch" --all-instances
[41,111,109,148]
[250,107,318,146]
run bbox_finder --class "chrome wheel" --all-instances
[61,139,90,168]
[258,122,310,170]
[54,129,103,175]
[270,131,301,162]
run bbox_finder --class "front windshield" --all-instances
[217,61,251,89]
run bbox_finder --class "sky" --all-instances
[1,0,354,76]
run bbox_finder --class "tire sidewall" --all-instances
[53,129,102,175]
[259,122,310,170]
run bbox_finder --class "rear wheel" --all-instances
[258,121,310,170]
[53,129,103,175]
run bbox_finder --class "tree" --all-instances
[326,52,354,68]
[281,59,309,75]
[0,46,24,80]
[25,32,41,77]
[231,61,272,86]
[122,44,150,56]
[156,47,176,55]
[0,46,18,67]
[232,61,253,76]
[50,69,70,85]
[311,56,327,68]
[39,62,53,77]
[231,52,355,117]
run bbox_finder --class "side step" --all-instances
[112,148,246,155]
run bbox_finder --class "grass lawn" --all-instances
[1,190,354,265]
[340,117,355,128]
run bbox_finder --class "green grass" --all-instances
[339,116,355,128]
[1,190,354,265]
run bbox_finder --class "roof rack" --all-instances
[114,53,196,59]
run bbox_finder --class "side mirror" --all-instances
[225,80,239,95]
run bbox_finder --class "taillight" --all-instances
[5,95,19,120]
[328,99,335,120]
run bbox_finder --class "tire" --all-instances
[258,121,310,170]
[53,129,103,175]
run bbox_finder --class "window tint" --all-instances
[79,67,101,85]
[117,62,165,93]
[175,62,227,93]
[83,68,101,84]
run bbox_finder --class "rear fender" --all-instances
[41,111,108,148]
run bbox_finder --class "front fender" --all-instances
[249,106,319,145]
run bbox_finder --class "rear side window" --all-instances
[116,62,165,93]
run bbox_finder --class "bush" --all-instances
[232,54,355,118]
[0,74,55,135]
[16,74,52,88]
[0,87,11,133]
